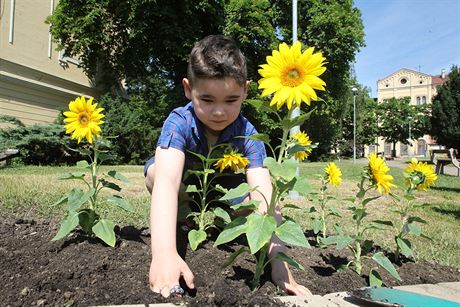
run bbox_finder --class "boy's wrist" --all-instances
[268,236,286,258]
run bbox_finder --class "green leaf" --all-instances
[312,219,322,234]
[408,222,422,236]
[92,219,116,247]
[263,157,297,181]
[223,246,249,267]
[275,220,310,248]
[98,152,116,164]
[185,185,201,193]
[186,150,207,162]
[100,179,121,192]
[188,229,207,251]
[328,207,342,217]
[58,172,85,180]
[76,160,90,168]
[107,195,133,212]
[68,188,96,212]
[321,235,353,250]
[107,170,129,183]
[52,211,79,241]
[292,176,312,195]
[231,199,259,211]
[403,194,416,201]
[237,133,271,145]
[362,196,381,206]
[407,216,427,224]
[372,252,401,281]
[213,207,231,224]
[396,237,414,258]
[78,209,97,234]
[214,217,247,247]
[282,204,302,210]
[274,252,304,270]
[51,195,68,208]
[246,213,277,254]
[369,269,383,287]
[220,183,251,201]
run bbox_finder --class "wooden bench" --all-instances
[448,148,460,177]
[0,149,19,165]
[430,149,450,175]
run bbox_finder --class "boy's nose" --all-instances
[212,107,225,117]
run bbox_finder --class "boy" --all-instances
[145,35,312,298]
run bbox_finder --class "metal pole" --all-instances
[352,87,358,163]
[289,0,300,199]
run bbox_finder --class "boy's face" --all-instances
[183,77,249,135]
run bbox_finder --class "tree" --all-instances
[378,97,430,157]
[430,66,460,150]
[47,0,366,160]
[339,85,379,158]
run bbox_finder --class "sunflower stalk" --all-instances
[52,96,133,247]
[392,159,436,262]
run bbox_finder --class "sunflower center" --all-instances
[281,67,304,87]
[78,113,90,126]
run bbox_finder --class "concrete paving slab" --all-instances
[93,282,460,306]
[276,294,340,307]
[395,283,460,303]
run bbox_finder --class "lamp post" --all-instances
[352,87,358,163]
[408,116,412,156]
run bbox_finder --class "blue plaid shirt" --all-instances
[144,102,266,175]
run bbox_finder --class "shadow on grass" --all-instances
[431,206,460,219]
[431,186,460,193]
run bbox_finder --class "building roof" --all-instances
[432,74,450,85]
[378,68,431,82]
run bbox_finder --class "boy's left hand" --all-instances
[271,259,312,296]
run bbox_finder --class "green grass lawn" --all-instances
[1,161,459,268]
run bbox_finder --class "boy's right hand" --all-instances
[149,252,195,298]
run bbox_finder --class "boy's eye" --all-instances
[201,98,213,103]
[226,100,237,104]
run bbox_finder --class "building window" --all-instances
[416,96,421,105]
[400,78,408,85]
[385,84,389,88]
[419,79,423,84]
[422,96,427,104]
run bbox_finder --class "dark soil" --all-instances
[1,217,460,307]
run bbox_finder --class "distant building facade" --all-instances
[0,0,99,126]
[366,68,449,158]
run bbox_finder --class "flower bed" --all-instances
[2,217,459,306]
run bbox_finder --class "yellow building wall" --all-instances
[0,0,99,126]
[368,68,440,158]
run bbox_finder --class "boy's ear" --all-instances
[243,80,250,99]
[182,78,192,100]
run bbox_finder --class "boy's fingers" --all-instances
[181,267,195,289]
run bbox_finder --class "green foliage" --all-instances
[0,123,81,165]
[98,93,167,164]
[184,144,238,251]
[52,138,133,247]
[214,105,314,290]
[47,0,366,160]
[430,66,460,150]
[378,97,431,157]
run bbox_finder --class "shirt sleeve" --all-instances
[243,125,267,169]
[157,111,188,152]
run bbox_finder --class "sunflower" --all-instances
[367,153,396,194]
[258,41,326,110]
[404,158,437,191]
[325,162,342,186]
[215,150,250,173]
[63,96,104,144]
[290,131,312,161]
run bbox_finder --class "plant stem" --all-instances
[276,109,293,163]
[251,244,269,290]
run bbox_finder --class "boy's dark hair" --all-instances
[187,35,247,86]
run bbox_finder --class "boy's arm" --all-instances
[149,147,194,297]
[246,167,312,296]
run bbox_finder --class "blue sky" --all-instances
[353,0,460,97]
